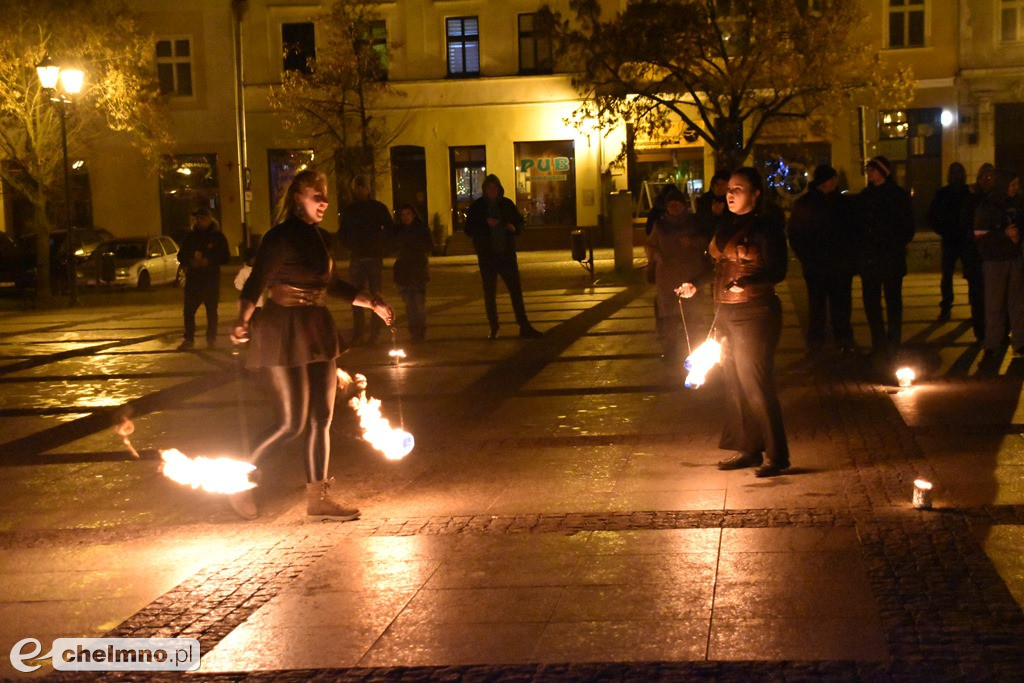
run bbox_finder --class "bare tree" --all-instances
[270,0,405,202]
[0,0,166,300]
[539,0,913,170]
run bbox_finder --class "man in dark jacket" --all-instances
[694,169,732,236]
[787,164,858,355]
[955,163,996,339]
[464,174,541,339]
[928,162,981,327]
[178,207,231,350]
[338,174,394,345]
[857,155,915,358]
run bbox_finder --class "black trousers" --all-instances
[478,252,529,330]
[861,273,904,353]
[717,297,789,465]
[802,269,854,349]
[248,361,337,483]
[940,241,985,337]
[183,276,220,341]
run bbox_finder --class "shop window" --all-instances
[283,22,316,73]
[513,141,576,228]
[447,16,480,77]
[159,154,220,246]
[156,38,193,97]
[518,13,552,74]
[888,0,926,49]
[268,149,315,223]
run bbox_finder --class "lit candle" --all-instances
[912,479,933,509]
[896,367,915,388]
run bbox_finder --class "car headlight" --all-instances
[115,269,128,277]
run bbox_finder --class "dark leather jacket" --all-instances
[708,212,788,304]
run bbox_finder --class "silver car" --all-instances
[77,236,184,289]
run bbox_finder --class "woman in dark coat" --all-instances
[974,168,1024,357]
[229,170,394,521]
[392,204,433,343]
[676,167,790,477]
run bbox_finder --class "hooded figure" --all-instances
[464,174,542,339]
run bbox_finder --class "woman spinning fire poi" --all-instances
[229,170,394,520]
[675,167,790,477]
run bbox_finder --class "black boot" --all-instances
[717,451,763,470]
[755,460,791,478]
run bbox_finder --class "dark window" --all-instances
[518,14,552,74]
[156,38,193,96]
[888,0,926,49]
[283,22,316,73]
[446,16,480,77]
[1002,1,1024,43]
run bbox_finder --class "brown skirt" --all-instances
[245,300,344,369]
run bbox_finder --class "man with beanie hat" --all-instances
[177,207,230,350]
[857,155,915,359]
[464,174,542,338]
[787,164,858,356]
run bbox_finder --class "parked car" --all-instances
[77,236,183,289]
[11,227,117,293]
[0,232,35,293]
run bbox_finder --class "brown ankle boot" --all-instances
[306,478,360,521]
[227,489,258,520]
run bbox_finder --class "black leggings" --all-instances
[249,361,337,483]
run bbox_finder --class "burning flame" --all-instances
[159,448,256,494]
[114,417,141,459]
[349,394,414,460]
[389,348,407,366]
[684,339,722,388]
[337,369,414,460]
[896,367,916,388]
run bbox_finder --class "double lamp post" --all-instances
[35,55,84,306]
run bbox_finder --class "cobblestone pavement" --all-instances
[1,250,1023,680]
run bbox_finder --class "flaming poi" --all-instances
[159,448,257,494]
[338,368,414,460]
[683,339,723,389]
[114,417,141,459]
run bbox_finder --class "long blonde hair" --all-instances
[275,169,327,224]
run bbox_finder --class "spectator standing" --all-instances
[464,174,542,339]
[958,163,997,339]
[177,207,230,350]
[857,156,915,359]
[676,167,790,478]
[787,164,858,355]
[644,188,712,361]
[928,162,982,327]
[694,169,732,237]
[393,204,433,343]
[338,175,393,346]
[974,169,1024,359]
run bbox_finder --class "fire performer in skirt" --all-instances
[229,170,394,520]
[676,167,790,477]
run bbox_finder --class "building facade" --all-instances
[5,0,1022,253]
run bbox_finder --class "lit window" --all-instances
[1002,0,1024,42]
[156,38,193,97]
[888,0,926,49]
[447,16,480,77]
[518,13,552,74]
[283,22,316,73]
[369,20,388,80]
[879,110,909,140]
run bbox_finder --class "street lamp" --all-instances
[35,55,85,305]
